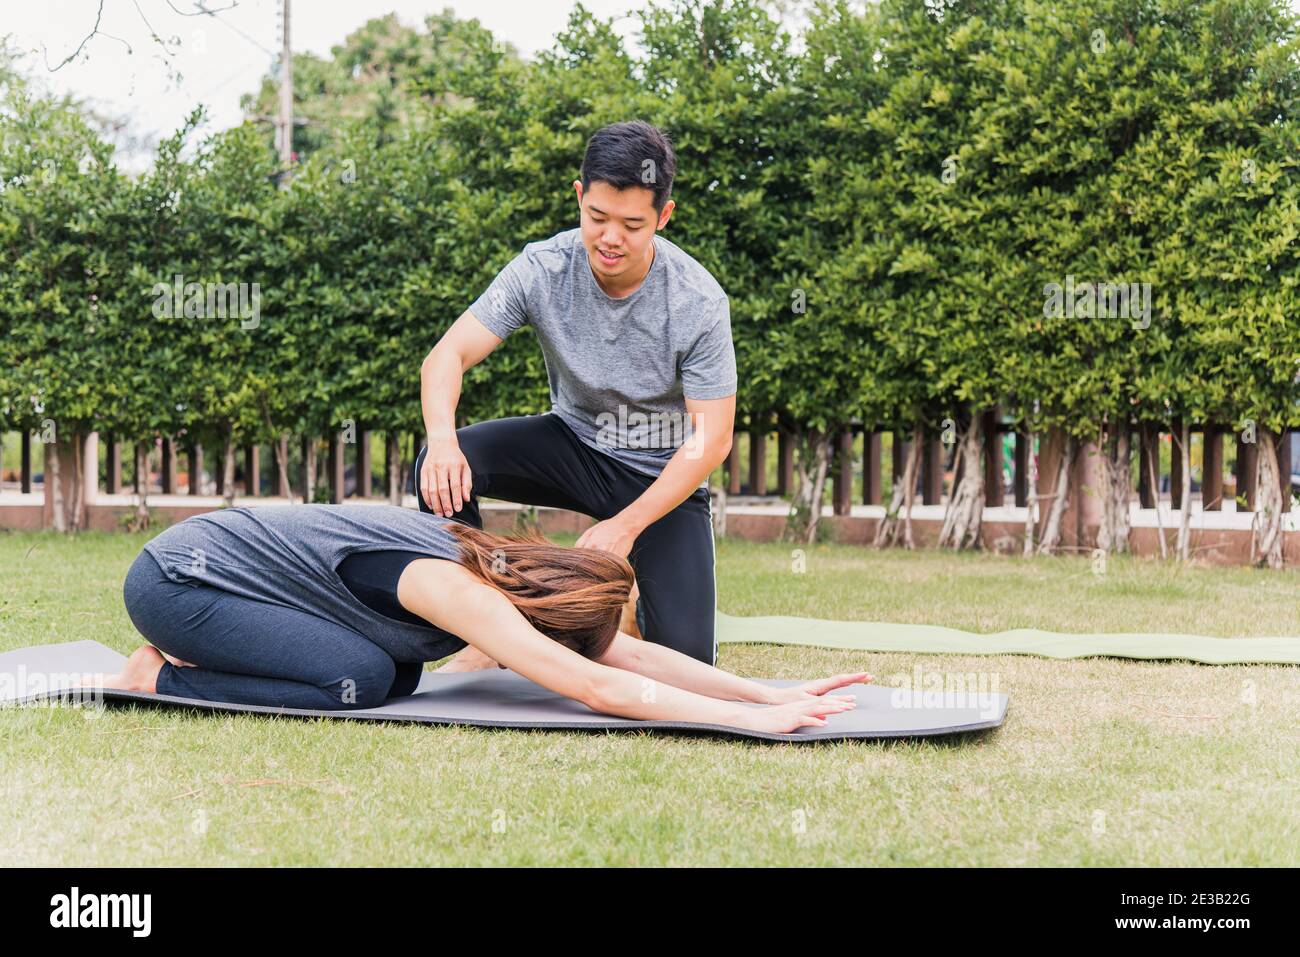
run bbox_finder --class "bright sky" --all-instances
[2,0,651,170]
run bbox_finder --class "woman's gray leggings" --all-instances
[123,550,422,710]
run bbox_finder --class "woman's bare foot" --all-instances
[73,646,167,694]
[159,650,197,668]
[435,644,503,672]
[619,580,642,639]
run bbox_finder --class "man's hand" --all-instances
[420,432,473,517]
[418,310,504,515]
[574,514,642,559]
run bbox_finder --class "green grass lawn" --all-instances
[2,524,1297,866]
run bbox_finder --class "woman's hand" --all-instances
[421,434,473,517]
[763,671,874,705]
[734,694,858,734]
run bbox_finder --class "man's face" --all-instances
[574,179,674,283]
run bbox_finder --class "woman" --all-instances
[92,503,870,735]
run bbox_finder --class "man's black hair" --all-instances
[580,120,676,214]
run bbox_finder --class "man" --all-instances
[414,120,737,670]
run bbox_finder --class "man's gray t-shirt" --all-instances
[468,227,737,487]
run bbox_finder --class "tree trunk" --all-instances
[129,440,151,532]
[275,435,293,503]
[1175,420,1192,561]
[303,435,318,504]
[221,434,237,508]
[1252,428,1285,569]
[938,413,984,550]
[783,428,833,545]
[70,430,85,532]
[1096,421,1132,555]
[1036,434,1076,556]
[875,424,923,549]
[712,481,727,537]
[514,505,542,535]
[259,400,294,504]
[1022,428,1037,557]
[386,431,402,505]
[1145,427,1168,560]
[47,430,65,533]
[403,433,417,505]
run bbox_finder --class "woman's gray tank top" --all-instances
[142,503,470,662]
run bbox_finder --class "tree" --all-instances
[0,66,121,530]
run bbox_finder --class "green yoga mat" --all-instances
[715,611,1300,665]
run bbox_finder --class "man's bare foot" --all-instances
[435,644,503,672]
[73,646,166,694]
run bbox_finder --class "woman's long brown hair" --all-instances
[442,521,636,660]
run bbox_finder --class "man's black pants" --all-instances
[411,412,718,664]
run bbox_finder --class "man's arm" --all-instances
[419,309,501,515]
[575,394,735,553]
[578,293,738,550]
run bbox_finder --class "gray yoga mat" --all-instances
[0,640,1008,743]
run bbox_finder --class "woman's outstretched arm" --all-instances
[596,631,872,705]
[399,561,855,733]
